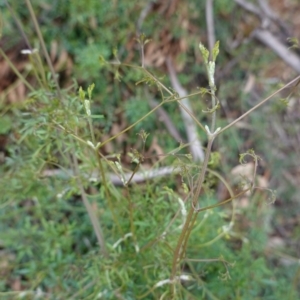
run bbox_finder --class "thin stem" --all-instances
[210,87,216,133]
[170,136,215,292]
[176,100,206,132]
[32,52,48,88]
[125,186,138,251]
[55,118,122,233]
[185,257,231,263]
[95,150,123,233]
[170,207,193,277]
[25,0,62,98]
[29,53,48,90]
[98,88,211,150]
[5,0,32,49]
[192,137,215,207]
[217,75,300,136]
[204,61,217,133]
[52,121,89,146]
[0,48,35,92]
[98,100,165,148]
[125,162,141,186]
[195,187,251,213]
[72,153,109,257]
[207,167,237,232]
[88,118,96,145]
[141,44,145,68]
[111,62,173,95]
[179,212,198,260]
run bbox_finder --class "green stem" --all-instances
[98,100,164,148]
[25,0,62,98]
[95,151,123,234]
[88,118,96,145]
[98,87,214,151]
[217,75,300,136]
[191,138,215,207]
[72,153,108,257]
[0,48,35,92]
[170,137,215,293]
[210,87,216,133]
[177,100,206,132]
[125,186,138,251]
[179,212,198,260]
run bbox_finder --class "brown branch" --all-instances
[234,0,300,74]
[252,29,300,74]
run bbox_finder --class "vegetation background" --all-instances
[0,0,300,299]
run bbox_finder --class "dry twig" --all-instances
[234,0,300,74]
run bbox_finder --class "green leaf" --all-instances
[212,40,220,62]
[78,86,86,101]
[287,37,299,49]
[199,43,209,64]
[90,114,104,119]
[0,115,12,134]
[87,83,95,100]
